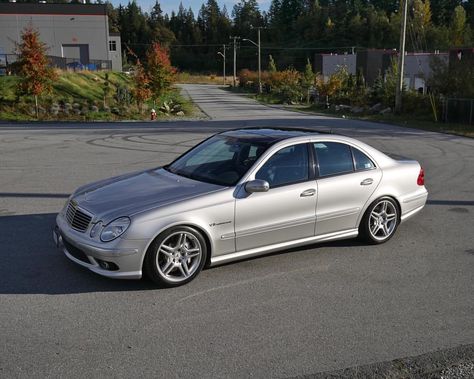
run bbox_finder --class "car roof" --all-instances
[220,127,332,143]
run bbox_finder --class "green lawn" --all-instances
[0,71,195,121]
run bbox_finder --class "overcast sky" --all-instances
[109,1,271,16]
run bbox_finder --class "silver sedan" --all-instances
[53,128,428,287]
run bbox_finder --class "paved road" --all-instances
[1,85,473,378]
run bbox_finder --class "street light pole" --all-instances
[246,26,264,94]
[229,36,240,87]
[395,0,408,114]
[217,44,226,85]
[257,27,262,94]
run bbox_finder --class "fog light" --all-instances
[97,259,119,271]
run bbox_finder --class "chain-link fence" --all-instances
[0,54,111,73]
[443,98,474,125]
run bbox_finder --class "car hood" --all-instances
[72,168,224,222]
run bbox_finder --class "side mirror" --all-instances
[245,179,270,193]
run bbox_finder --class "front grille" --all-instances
[65,202,92,232]
[62,237,91,264]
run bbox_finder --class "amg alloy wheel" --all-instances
[145,226,207,287]
[360,197,399,244]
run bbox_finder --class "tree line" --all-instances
[4,0,473,72]
[106,0,472,72]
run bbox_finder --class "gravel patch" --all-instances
[293,344,474,379]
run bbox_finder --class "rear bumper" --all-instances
[53,215,145,279]
[400,189,428,223]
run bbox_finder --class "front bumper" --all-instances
[53,214,145,279]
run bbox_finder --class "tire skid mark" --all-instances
[85,134,188,154]
[121,135,200,149]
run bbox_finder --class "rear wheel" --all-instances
[359,197,399,244]
[144,226,207,287]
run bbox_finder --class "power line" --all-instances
[123,42,363,51]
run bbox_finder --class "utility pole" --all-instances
[217,44,226,85]
[229,36,240,87]
[395,0,408,114]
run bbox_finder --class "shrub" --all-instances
[268,68,302,103]
[238,69,259,90]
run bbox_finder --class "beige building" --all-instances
[0,2,122,71]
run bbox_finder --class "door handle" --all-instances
[360,178,374,186]
[300,189,316,197]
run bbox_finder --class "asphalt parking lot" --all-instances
[0,85,473,377]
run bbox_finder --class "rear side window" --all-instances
[352,148,375,171]
[314,142,354,177]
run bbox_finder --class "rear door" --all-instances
[313,142,382,236]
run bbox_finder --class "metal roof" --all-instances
[0,3,107,16]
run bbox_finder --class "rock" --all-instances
[369,102,382,112]
[111,107,120,114]
[380,107,392,115]
[90,105,99,113]
[72,103,80,109]
[176,111,185,116]
[73,109,81,115]
[335,104,351,111]
[351,106,364,114]
[102,106,110,113]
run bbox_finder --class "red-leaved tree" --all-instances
[132,59,152,111]
[15,25,57,117]
[145,42,176,101]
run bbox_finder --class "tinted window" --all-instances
[352,148,375,171]
[166,135,270,186]
[256,144,309,187]
[314,142,354,176]
[185,139,236,166]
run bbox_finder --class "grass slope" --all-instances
[0,71,194,121]
[0,71,130,103]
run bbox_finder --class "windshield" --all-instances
[165,135,271,186]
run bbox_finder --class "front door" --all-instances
[235,143,317,252]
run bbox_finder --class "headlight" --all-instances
[90,221,103,238]
[100,217,130,242]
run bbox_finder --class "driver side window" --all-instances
[255,144,309,188]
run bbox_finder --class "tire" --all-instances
[144,226,208,287]
[359,197,400,244]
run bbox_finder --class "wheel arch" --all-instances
[358,193,402,228]
[140,221,214,271]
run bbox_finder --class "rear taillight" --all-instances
[417,167,425,186]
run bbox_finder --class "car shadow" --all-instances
[0,213,157,295]
[0,212,369,294]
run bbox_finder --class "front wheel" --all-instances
[359,197,399,244]
[144,226,207,287]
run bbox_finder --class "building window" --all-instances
[109,40,117,52]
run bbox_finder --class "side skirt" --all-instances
[210,229,358,266]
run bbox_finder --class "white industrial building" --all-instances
[0,2,122,71]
